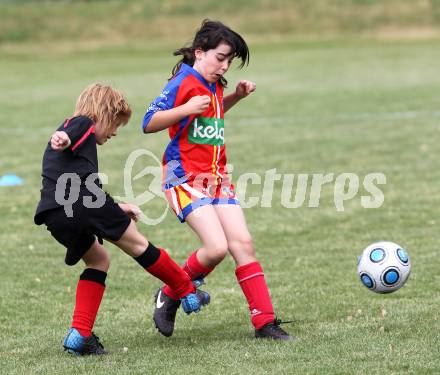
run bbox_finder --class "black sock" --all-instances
[134,242,161,269]
[80,268,107,286]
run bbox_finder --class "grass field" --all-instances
[1,26,440,375]
[2,0,439,44]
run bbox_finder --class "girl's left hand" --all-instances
[119,203,142,222]
[235,80,256,99]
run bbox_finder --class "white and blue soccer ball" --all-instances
[357,241,411,293]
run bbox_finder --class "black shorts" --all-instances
[43,194,131,266]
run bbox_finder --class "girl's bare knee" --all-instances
[212,242,229,261]
[83,246,111,272]
[229,235,255,257]
[202,241,229,264]
[100,252,111,271]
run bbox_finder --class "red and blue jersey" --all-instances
[143,63,227,189]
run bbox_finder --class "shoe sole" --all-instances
[64,347,109,356]
[255,333,295,341]
[65,348,82,356]
[153,318,173,337]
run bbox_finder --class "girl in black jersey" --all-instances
[34,83,209,356]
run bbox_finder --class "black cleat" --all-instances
[63,328,108,356]
[255,319,294,341]
[153,279,210,337]
[153,287,181,337]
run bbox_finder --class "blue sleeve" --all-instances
[142,81,179,132]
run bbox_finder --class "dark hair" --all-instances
[171,19,250,87]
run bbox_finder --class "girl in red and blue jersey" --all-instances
[143,20,292,340]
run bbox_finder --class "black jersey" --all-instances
[34,116,99,224]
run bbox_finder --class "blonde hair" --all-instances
[74,83,131,130]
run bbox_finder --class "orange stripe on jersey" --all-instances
[211,94,217,114]
[211,145,217,177]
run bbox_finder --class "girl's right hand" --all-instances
[50,131,71,151]
[184,95,211,115]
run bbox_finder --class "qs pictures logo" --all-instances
[114,149,169,225]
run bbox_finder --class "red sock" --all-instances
[182,250,214,279]
[71,280,105,337]
[163,250,214,300]
[146,248,195,299]
[235,261,275,329]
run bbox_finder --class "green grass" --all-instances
[2,0,440,45]
[1,34,440,374]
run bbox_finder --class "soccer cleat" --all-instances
[181,288,210,314]
[153,287,181,337]
[153,278,210,337]
[192,278,205,289]
[63,328,108,355]
[255,318,294,341]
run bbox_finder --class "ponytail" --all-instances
[171,47,195,77]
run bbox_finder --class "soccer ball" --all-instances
[357,241,411,293]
